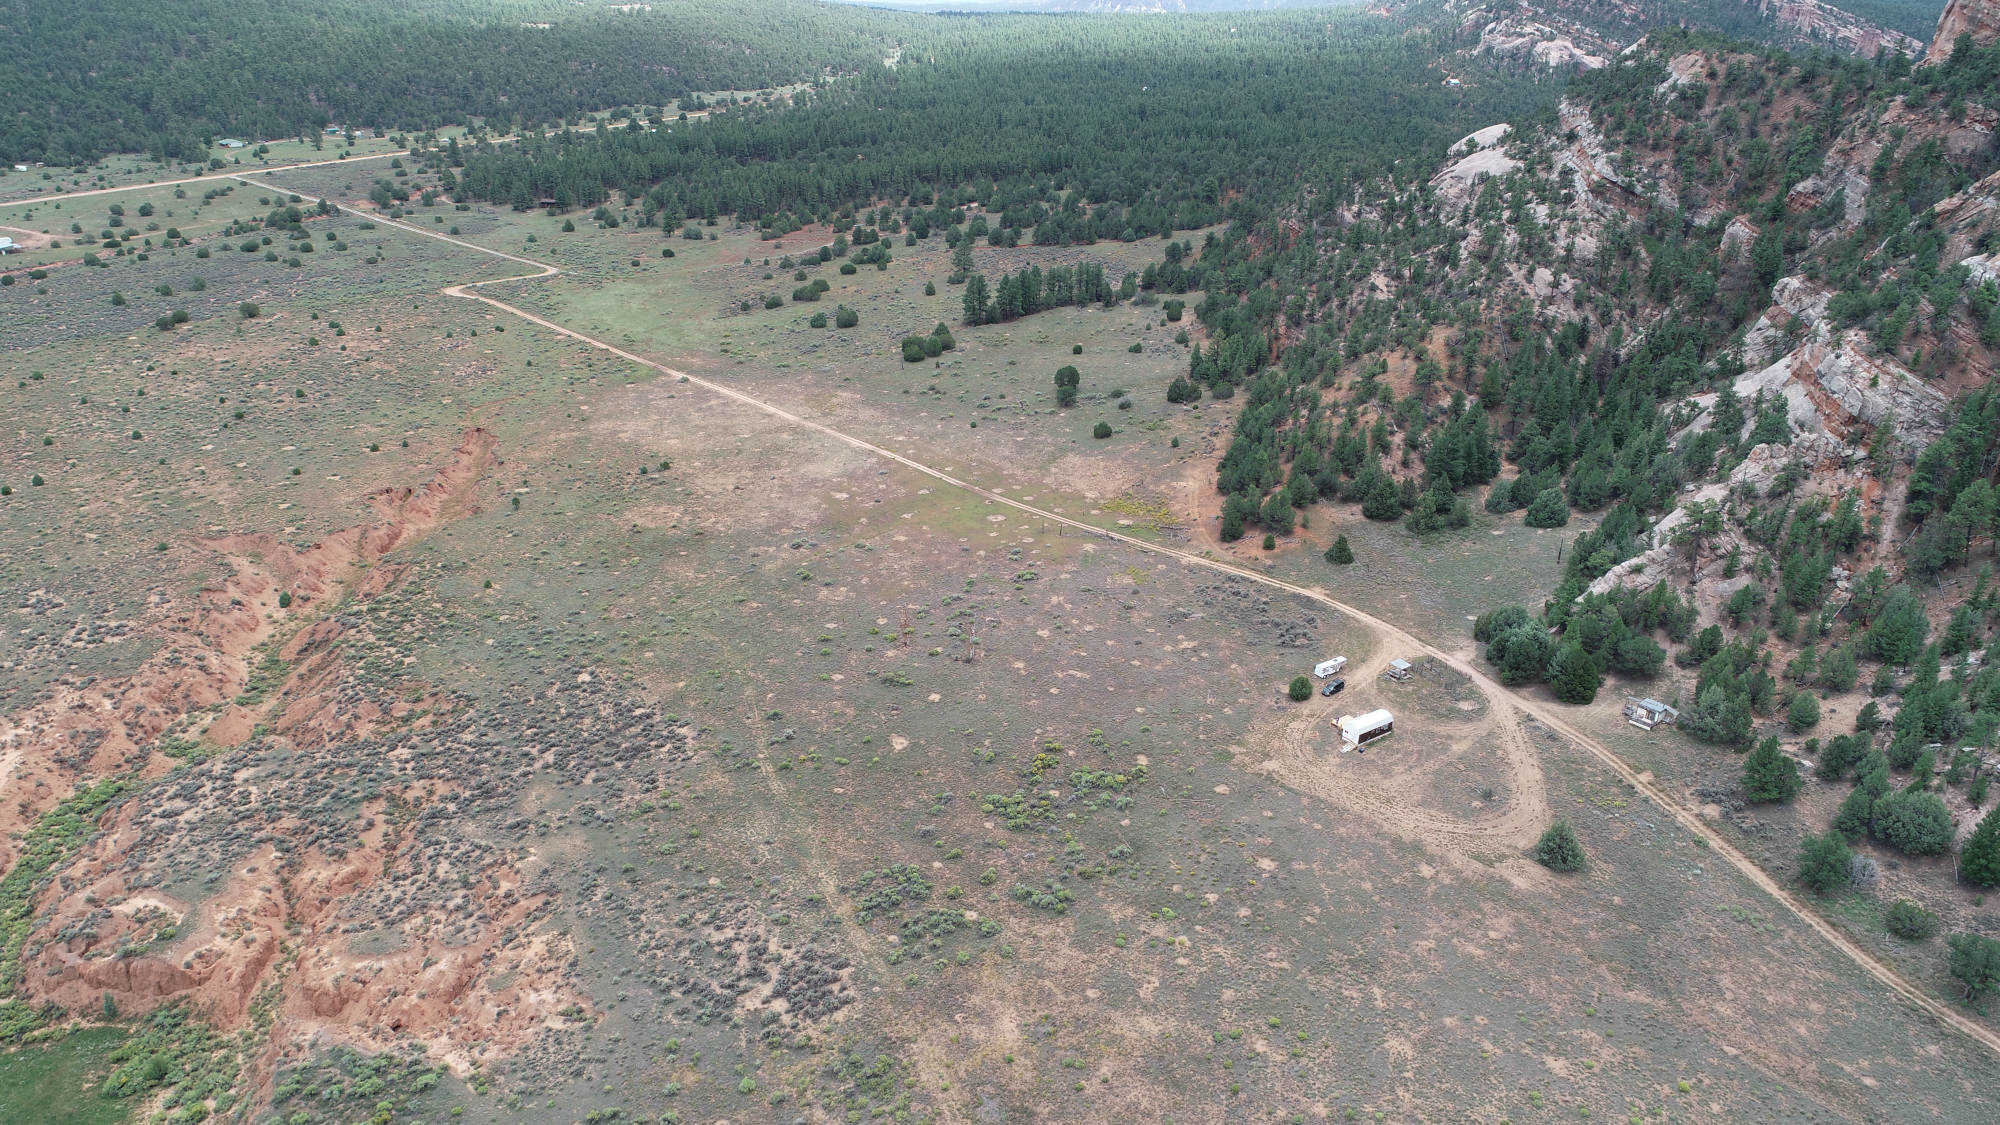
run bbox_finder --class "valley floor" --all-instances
[2,152,1998,1122]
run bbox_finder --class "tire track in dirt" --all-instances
[227,172,2000,1062]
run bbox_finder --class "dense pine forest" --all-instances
[451,12,1550,235]
[0,0,902,164]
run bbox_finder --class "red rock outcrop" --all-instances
[1927,0,2000,60]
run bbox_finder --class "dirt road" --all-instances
[225,173,2000,1062]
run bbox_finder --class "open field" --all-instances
[0,1027,128,1124]
[1,146,1999,1123]
[0,87,806,211]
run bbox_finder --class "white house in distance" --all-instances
[1337,709,1394,750]
[1313,656,1347,679]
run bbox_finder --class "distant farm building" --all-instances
[1313,656,1347,679]
[1337,709,1395,750]
[0,237,16,254]
[1384,658,1414,682]
[218,138,246,149]
[1624,698,1678,730]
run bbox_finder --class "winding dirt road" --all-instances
[224,174,2000,1061]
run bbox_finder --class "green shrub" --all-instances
[1054,365,1080,408]
[1798,831,1852,894]
[1532,822,1586,872]
[1742,737,1801,804]
[1949,932,2000,1000]
[1870,789,1954,855]
[1882,899,1939,941]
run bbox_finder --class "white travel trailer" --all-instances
[1313,656,1347,679]
[1337,709,1394,751]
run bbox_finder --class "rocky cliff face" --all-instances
[1429,0,1935,64]
[1929,0,2000,59]
[1764,0,1923,58]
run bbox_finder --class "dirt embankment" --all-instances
[2,429,525,1067]
[27,785,577,1079]
[0,429,495,869]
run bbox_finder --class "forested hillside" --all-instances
[1136,18,2000,983]
[452,12,1546,235]
[0,0,901,164]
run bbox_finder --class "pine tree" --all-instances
[962,273,991,325]
[1831,784,1876,839]
[1546,642,1602,704]
[1960,805,2000,888]
[1532,821,1586,873]
[1326,535,1354,565]
[1361,475,1401,522]
[1865,585,1930,665]
[1488,624,1554,687]
[1523,487,1570,528]
[1743,736,1802,804]
[1786,690,1820,733]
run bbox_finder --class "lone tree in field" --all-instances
[1797,831,1852,894]
[1532,822,1586,872]
[1287,675,1312,702]
[1326,535,1353,565]
[1742,736,1802,804]
[1960,805,2000,887]
[1054,365,1080,408]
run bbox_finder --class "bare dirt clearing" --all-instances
[1249,654,1551,877]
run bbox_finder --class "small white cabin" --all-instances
[1337,709,1394,749]
[1624,697,1678,730]
[1384,658,1415,681]
[1313,656,1347,679]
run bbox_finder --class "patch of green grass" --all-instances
[2,778,136,1027]
[0,1027,133,1125]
